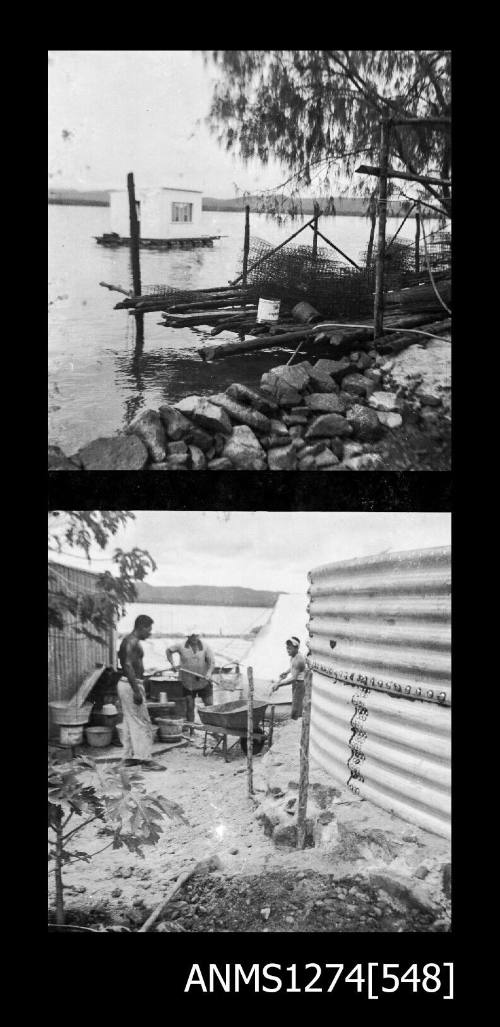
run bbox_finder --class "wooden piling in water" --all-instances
[297,668,313,849]
[415,209,421,273]
[373,120,391,339]
[127,172,144,341]
[247,667,254,796]
[312,202,320,259]
[242,205,250,286]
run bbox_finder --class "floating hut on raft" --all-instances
[96,186,221,250]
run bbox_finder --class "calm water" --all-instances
[48,205,435,453]
[117,603,271,670]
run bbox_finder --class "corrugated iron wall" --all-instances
[48,562,116,707]
[307,546,451,839]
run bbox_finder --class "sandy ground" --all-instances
[49,720,451,932]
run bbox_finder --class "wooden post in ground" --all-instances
[415,208,421,273]
[247,667,254,796]
[373,119,391,339]
[242,205,250,286]
[268,704,275,750]
[296,667,313,849]
[127,172,144,343]
[312,202,320,259]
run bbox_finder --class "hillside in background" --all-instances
[49,189,412,217]
[48,189,111,206]
[134,583,281,607]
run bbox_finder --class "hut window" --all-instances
[172,202,193,223]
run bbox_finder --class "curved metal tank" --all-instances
[307,546,451,839]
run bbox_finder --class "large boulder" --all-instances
[267,434,294,449]
[127,409,166,462]
[222,425,267,470]
[207,457,233,470]
[166,440,188,456]
[315,450,340,468]
[300,442,329,459]
[174,396,232,435]
[268,361,314,392]
[341,373,373,398]
[186,426,214,452]
[346,404,383,442]
[342,442,365,461]
[298,454,316,470]
[376,410,403,429]
[269,419,290,438]
[260,370,302,408]
[305,413,352,439]
[308,365,338,393]
[282,412,308,426]
[158,404,192,441]
[166,454,188,468]
[304,393,347,414]
[313,357,354,382]
[368,391,400,412]
[343,453,384,470]
[267,444,298,470]
[75,435,149,470]
[226,383,279,417]
[210,393,272,435]
[48,446,81,470]
[188,445,206,470]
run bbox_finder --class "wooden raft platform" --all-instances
[95,233,220,250]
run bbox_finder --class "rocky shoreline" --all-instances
[48,346,451,471]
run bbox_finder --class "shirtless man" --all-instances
[117,615,164,770]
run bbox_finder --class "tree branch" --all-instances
[63,815,101,843]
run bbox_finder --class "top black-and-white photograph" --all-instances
[48,50,451,472]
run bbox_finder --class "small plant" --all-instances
[48,755,187,926]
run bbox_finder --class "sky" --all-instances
[48,50,288,197]
[48,512,451,596]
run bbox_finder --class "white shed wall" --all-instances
[109,189,202,239]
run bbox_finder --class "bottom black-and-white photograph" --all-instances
[48,510,451,934]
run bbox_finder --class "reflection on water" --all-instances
[113,339,297,430]
[48,205,437,452]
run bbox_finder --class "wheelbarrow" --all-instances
[195,699,275,761]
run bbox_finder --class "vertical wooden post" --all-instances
[242,204,250,286]
[55,821,65,925]
[127,172,144,343]
[268,704,275,750]
[373,119,391,339]
[246,667,254,795]
[415,208,421,273]
[296,667,313,849]
[312,201,320,259]
[127,173,142,296]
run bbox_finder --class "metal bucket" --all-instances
[257,298,281,323]
[85,726,113,748]
[50,702,92,726]
[292,300,322,324]
[157,718,184,741]
[60,724,84,747]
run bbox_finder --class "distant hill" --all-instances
[134,583,281,607]
[48,189,411,217]
[48,189,110,206]
[202,195,413,216]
